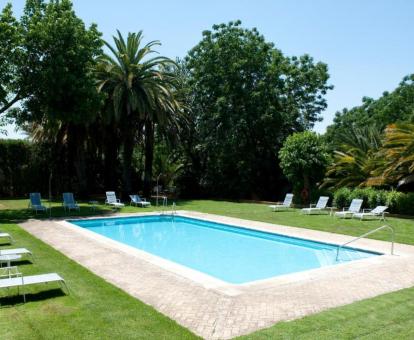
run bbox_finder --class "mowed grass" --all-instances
[0,222,198,340]
[0,198,414,339]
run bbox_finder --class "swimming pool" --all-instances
[70,215,380,284]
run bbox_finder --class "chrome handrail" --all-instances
[336,224,394,261]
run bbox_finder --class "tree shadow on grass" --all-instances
[0,206,112,224]
[0,288,67,307]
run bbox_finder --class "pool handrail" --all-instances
[336,224,394,261]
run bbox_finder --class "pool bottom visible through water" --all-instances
[70,215,380,284]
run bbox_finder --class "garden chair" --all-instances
[301,196,329,215]
[129,195,151,207]
[269,193,294,211]
[353,205,388,221]
[0,232,14,244]
[105,191,125,208]
[29,193,48,214]
[0,267,68,303]
[62,192,80,211]
[0,248,34,262]
[334,199,363,218]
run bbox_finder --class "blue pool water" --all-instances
[70,215,380,284]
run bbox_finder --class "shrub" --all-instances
[333,187,414,215]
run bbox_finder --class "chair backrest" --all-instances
[106,191,117,203]
[371,206,388,214]
[283,193,294,206]
[30,192,42,206]
[316,196,329,209]
[63,192,75,205]
[129,194,142,203]
[349,199,363,213]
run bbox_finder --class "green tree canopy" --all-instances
[15,0,102,126]
[183,21,332,198]
[279,131,330,195]
[326,74,414,147]
[0,3,22,116]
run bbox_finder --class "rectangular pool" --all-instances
[70,215,380,284]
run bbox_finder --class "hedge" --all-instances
[333,187,414,215]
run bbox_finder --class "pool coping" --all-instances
[19,210,414,339]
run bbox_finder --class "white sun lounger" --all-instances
[353,206,388,221]
[105,191,125,208]
[0,272,68,302]
[0,233,14,244]
[334,199,363,218]
[0,248,34,262]
[129,194,151,207]
[301,196,329,214]
[269,193,294,211]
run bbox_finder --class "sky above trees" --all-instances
[5,0,414,137]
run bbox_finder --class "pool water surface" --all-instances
[70,215,379,284]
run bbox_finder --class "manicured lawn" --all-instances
[0,222,198,340]
[1,198,414,339]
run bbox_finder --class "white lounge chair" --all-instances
[0,268,68,302]
[0,248,34,262]
[0,233,14,244]
[334,199,363,218]
[301,196,329,215]
[269,193,294,211]
[62,192,80,211]
[129,195,151,207]
[29,193,48,214]
[353,206,388,221]
[105,191,125,208]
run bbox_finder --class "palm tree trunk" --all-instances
[104,124,119,191]
[122,128,134,196]
[144,120,154,197]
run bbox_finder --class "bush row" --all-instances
[333,187,414,215]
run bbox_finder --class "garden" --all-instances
[1,0,414,339]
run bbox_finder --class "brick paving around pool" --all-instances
[20,211,414,339]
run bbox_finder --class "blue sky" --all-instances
[3,0,414,137]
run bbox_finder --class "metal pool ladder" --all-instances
[171,202,176,215]
[336,224,395,261]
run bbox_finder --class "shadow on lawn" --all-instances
[0,288,66,307]
[0,205,112,224]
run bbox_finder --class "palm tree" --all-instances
[95,30,179,194]
[380,123,414,186]
[321,125,383,189]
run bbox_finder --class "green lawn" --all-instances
[1,198,414,339]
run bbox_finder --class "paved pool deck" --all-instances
[20,211,414,339]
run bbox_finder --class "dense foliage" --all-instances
[1,0,413,211]
[181,21,332,198]
[326,74,414,147]
[279,131,329,201]
[333,187,414,215]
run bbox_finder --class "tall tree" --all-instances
[326,74,414,147]
[184,21,332,198]
[95,31,179,195]
[12,0,102,195]
[0,3,22,115]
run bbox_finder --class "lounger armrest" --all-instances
[363,208,372,213]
